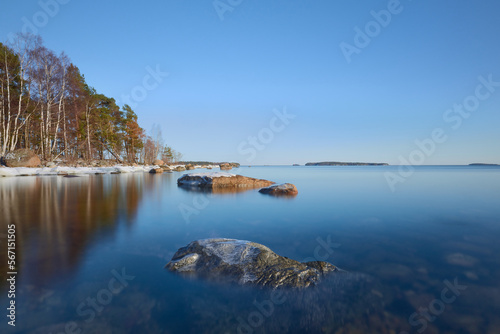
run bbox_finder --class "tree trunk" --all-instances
[1,50,12,157]
[63,100,68,159]
[86,103,91,160]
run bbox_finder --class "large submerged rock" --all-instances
[165,239,338,288]
[177,173,274,190]
[4,149,41,167]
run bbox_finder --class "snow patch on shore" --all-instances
[188,172,236,178]
[0,165,154,177]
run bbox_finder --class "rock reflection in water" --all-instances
[178,184,259,195]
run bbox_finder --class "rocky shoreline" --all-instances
[0,158,237,177]
[0,163,222,177]
[177,173,299,196]
[1,154,300,196]
[0,148,244,177]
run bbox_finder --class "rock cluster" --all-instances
[177,173,274,190]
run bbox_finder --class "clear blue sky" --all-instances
[1,0,499,165]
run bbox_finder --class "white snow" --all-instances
[187,172,236,178]
[0,165,154,177]
[0,164,229,177]
[198,239,259,265]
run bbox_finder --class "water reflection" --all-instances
[0,174,154,289]
[178,184,298,199]
[178,184,264,195]
[0,167,499,333]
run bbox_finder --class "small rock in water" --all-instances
[259,183,298,196]
[149,167,164,174]
[165,238,338,288]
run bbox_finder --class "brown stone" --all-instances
[259,183,298,196]
[177,173,274,190]
[4,149,41,167]
[212,175,273,188]
[153,159,164,166]
[149,167,164,174]
[219,164,232,170]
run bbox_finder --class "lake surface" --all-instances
[1,166,499,334]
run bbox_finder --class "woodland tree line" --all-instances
[0,33,181,165]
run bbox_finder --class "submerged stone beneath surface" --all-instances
[177,173,274,190]
[165,239,338,288]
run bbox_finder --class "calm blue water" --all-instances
[1,166,499,333]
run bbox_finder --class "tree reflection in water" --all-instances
[0,174,155,289]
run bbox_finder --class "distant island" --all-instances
[305,161,389,166]
[469,163,499,166]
